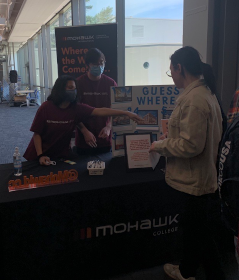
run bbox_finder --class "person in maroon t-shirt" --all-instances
[24,75,141,166]
[75,48,117,155]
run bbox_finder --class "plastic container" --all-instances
[87,161,105,175]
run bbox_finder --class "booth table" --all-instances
[0,154,185,280]
[14,90,36,107]
[14,91,35,102]
[15,90,35,95]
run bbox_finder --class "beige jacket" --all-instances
[154,79,222,196]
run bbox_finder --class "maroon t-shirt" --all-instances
[23,101,94,161]
[75,73,117,149]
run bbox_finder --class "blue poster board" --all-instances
[111,85,181,157]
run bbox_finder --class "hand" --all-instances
[82,129,97,148]
[98,126,111,139]
[39,156,51,166]
[127,112,143,123]
[159,132,168,140]
[149,141,157,153]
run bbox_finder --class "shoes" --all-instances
[163,264,195,280]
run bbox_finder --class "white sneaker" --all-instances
[163,263,195,280]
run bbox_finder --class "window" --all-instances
[24,44,30,86]
[33,36,40,86]
[63,7,72,26]
[17,47,24,83]
[49,17,59,86]
[86,0,116,25]
[17,44,29,86]
[125,0,183,86]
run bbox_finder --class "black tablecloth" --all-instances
[0,154,184,280]
[0,153,164,203]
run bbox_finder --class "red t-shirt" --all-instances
[75,73,117,149]
[23,101,94,160]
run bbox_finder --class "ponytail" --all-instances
[201,62,227,137]
[170,47,217,94]
[201,62,216,94]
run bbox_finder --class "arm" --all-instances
[98,117,112,138]
[106,118,112,129]
[91,108,142,123]
[33,133,43,156]
[150,106,207,158]
[33,133,50,165]
[77,122,97,147]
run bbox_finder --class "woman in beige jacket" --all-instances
[149,46,225,280]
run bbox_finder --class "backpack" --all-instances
[218,115,239,236]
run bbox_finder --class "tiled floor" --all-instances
[107,250,238,280]
[0,102,38,164]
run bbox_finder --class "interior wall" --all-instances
[212,0,239,113]
[183,0,239,113]
[183,0,210,62]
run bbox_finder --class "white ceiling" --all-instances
[0,0,19,39]
[8,0,70,42]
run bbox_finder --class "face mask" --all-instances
[65,89,77,102]
[90,65,104,76]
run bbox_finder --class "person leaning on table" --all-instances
[23,75,141,166]
[149,46,225,280]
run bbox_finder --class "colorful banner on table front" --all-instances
[8,169,79,192]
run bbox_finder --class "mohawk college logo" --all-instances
[62,35,94,41]
[74,228,92,240]
[74,214,179,240]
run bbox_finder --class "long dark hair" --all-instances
[47,75,77,106]
[170,46,216,93]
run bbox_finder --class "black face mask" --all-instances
[65,89,77,102]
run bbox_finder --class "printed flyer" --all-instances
[124,133,152,170]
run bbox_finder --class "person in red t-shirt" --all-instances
[24,75,141,166]
[75,48,117,155]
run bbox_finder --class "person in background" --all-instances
[74,48,117,155]
[227,87,239,124]
[23,75,141,165]
[225,88,239,273]
[149,46,225,280]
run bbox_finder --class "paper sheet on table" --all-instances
[149,151,161,170]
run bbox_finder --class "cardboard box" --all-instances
[14,95,26,102]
